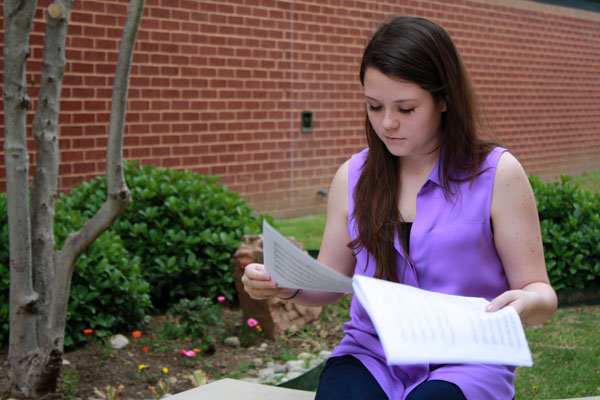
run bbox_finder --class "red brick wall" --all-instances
[1,0,599,218]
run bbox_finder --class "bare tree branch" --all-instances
[5,0,146,395]
[57,0,145,271]
[30,0,73,350]
[3,0,39,361]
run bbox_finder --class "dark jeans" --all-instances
[316,355,466,400]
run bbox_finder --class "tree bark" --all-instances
[4,0,43,396]
[5,0,145,397]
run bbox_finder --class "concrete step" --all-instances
[168,378,315,400]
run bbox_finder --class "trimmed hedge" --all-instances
[111,164,267,308]
[0,189,151,348]
[0,163,267,347]
[54,182,152,347]
[530,175,600,291]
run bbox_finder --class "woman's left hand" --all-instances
[486,282,557,326]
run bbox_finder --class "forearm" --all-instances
[278,287,345,307]
[521,281,558,326]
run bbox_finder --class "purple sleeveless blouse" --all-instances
[330,147,516,399]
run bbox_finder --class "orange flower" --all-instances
[142,346,149,353]
[193,348,200,353]
[132,330,142,339]
[256,325,263,332]
[83,329,93,335]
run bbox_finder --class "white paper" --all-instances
[352,275,533,366]
[262,220,353,293]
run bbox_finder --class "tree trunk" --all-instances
[5,0,145,397]
[4,0,43,396]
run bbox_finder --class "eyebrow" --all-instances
[364,95,416,103]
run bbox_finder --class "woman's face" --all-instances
[363,68,446,158]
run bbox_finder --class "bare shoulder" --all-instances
[494,151,528,185]
[318,158,355,276]
[491,151,533,217]
[332,159,350,186]
[327,159,350,208]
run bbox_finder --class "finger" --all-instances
[244,278,278,290]
[486,291,519,312]
[245,287,286,300]
[245,263,272,281]
[242,270,278,291]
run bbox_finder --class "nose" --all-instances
[382,111,399,130]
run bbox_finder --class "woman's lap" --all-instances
[315,355,388,400]
[316,355,466,400]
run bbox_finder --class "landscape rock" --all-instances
[252,358,264,368]
[223,336,240,347]
[269,372,285,382]
[241,377,261,384]
[109,334,129,350]
[297,352,312,360]
[285,371,303,380]
[233,235,322,338]
[257,342,268,352]
[285,360,305,372]
[272,364,287,374]
[239,349,332,386]
[258,367,275,380]
[92,387,105,399]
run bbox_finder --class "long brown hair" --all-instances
[351,16,496,282]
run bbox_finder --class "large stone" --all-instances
[233,234,322,339]
[224,336,241,347]
[109,334,129,349]
[285,360,306,372]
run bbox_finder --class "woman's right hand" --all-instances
[241,263,288,300]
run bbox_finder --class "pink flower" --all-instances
[247,318,258,328]
[179,349,196,357]
[217,296,226,303]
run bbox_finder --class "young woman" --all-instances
[241,16,557,400]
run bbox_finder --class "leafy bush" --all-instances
[54,181,152,348]
[0,181,152,348]
[1,162,267,346]
[161,296,224,353]
[112,164,266,309]
[530,175,600,291]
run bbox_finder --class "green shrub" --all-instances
[530,175,600,291]
[0,182,152,348]
[112,164,266,309]
[1,163,268,346]
[54,180,152,348]
[161,296,224,353]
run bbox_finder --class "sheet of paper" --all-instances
[352,275,533,366]
[262,220,353,293]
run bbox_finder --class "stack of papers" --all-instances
[262,220,533,367]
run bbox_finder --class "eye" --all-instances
[398,107,415,114]
[367,104,382,112]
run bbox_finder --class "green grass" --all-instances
[275,212,600,399]
[273,214,326,250]
[572,170,600,194]
[516,305,600,399]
